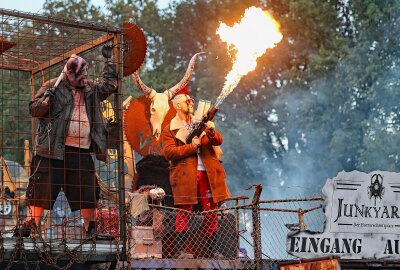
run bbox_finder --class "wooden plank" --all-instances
[32,33,115,74]
[280,258,340,270]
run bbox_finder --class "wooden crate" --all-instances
[129,226,162,259]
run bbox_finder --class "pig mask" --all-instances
[66,54,88,89]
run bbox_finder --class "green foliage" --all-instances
[0,71,32,163]
[43,0,104,22]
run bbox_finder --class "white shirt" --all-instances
[182,120,206,171]
[65,89,91,149]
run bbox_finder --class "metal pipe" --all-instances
[115,32,126,260]
[259,197,323,204]
[249,184,263,270]
[258,205,322,213]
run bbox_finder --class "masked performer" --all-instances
[160,87,230,258]
[15,48,117,238]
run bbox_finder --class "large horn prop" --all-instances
[164,52,205,99]
[132,71,156,99]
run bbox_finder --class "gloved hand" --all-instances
[206,121,215,130]
[101,44,113,60]
[205,121,216,136]
[42,87,56,105]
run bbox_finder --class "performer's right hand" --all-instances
[191,136,201,150]
[42,87,55,105]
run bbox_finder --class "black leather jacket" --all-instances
[29,62,118,162]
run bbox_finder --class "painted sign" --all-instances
[286,171,400,259]
[124,96,175,157]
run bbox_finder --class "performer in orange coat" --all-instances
[160,86,230,259]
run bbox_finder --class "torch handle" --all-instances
[186,105,219,144]
[54,64,68,88]
[42,64,67,105]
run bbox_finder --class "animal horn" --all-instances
[132,71,156,99]
[164,52,205,99]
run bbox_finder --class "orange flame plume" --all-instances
[215,6,283,106]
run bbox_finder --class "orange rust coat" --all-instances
[160,116,230,205]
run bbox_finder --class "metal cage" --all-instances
[0,8,126,267]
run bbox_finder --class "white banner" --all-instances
[286,171,400,259]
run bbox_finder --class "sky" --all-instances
[1,0,171,14]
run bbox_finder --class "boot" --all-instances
[207,233,224,259]
[85,221,115,241]
[175,230,193,259]
[13,219,36,238]
[86,221,96,239]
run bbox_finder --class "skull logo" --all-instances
[368,174,384,206]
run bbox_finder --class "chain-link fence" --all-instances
[125,202,256,269]
[123,191,325,270]
[258,196,325,269]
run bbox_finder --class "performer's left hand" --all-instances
[102,44,113,60]
[206,121,215,131]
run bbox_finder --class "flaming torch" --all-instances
[215,6,283,107]
[186,6,282,144]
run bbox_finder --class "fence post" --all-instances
[115,32,127,260]
[248,184,263,269]
[298,208,306,232]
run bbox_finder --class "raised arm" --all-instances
[94,45,118,101]
[29,79,57,118]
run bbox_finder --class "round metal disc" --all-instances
[122,22,147,77]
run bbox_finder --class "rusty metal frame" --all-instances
[0,8,127,265]
[32,33,115,74]
[0,8,121,33]
[0,8,121,74]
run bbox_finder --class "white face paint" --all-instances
[173,94,195,116]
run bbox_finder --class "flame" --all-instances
[215,6,283,106]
